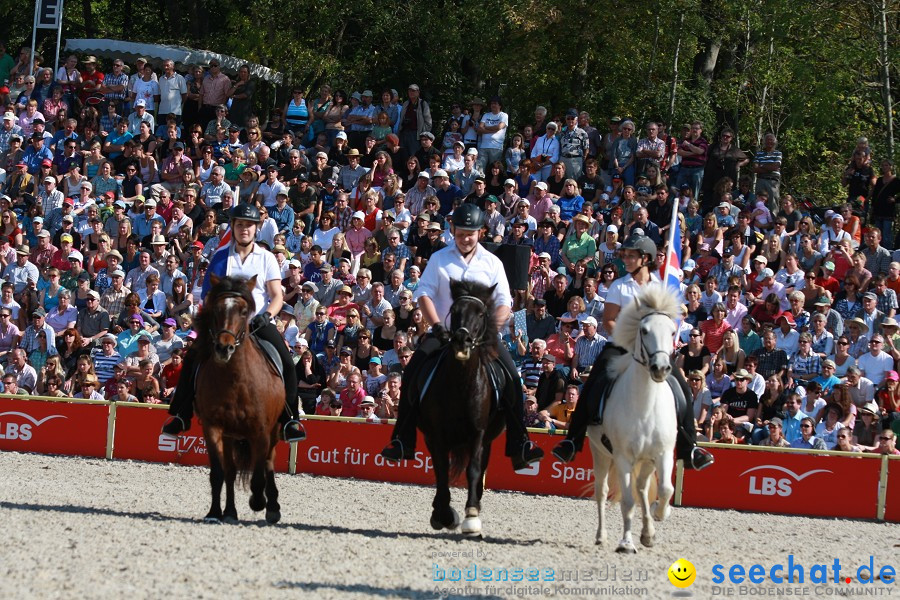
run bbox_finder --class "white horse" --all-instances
[587,284,678,553]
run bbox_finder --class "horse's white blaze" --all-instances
[589,284,679,553]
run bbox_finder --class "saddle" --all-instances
[413,344,506,412]
[251,334,285,381]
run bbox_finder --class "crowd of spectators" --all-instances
[0,46,897,454]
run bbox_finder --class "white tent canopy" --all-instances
[64,39,283,84]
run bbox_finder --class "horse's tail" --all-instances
[232,439,254,488]
[448,444,472,482]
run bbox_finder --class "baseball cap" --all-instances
[135,99,146,107]
[163,318,177,327]
[768,417,783,428]
[67,250,84,262]
[352,211,365,221]
[755,268,774,282]
[582,316,598,327]
[335,131,348,140]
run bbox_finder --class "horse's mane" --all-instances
[194,275,255,359]
[612,283,680,350]
[449,279,499,354]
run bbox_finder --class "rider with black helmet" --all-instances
[380,203,544,470]
[552,234,715,470]
[162,203,306,443]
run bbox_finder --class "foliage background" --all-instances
[1,0,897,203]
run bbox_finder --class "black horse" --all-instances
[415,280,505,537]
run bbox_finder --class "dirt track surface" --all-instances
[0,451,896,599]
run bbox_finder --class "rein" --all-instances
[207,291,249,349]
[633,310,673,369]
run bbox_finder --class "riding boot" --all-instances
[381,332,444,462]
[496,344,544,470]
[255,320,306,443]
[162,348,197,436]
[669,365,714,471]
[552,344,627,463]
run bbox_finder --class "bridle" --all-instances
[633,310,673,369]
[448,294,490,347]
[208,291,249,349]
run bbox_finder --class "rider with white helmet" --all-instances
[553,234,714,470]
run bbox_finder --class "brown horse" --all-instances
[193,274,284,524]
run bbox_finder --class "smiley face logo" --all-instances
[668,558,696,588]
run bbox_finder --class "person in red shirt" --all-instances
[79,56,105,105]
[339,372,365,417]
[160,348,183,401]
[815,261,840,297]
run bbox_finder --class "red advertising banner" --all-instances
[112,404,289,472]
[885,458,900,523]
[680,447,882,520]
[294,420,437,485]
[486,431,596,498]
[0,397,108,458]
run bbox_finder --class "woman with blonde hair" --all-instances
[325,232,351,267]
[715,329,745,374]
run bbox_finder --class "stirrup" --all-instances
[380,438,415,462]
[282,420,307,443]
[160,415,187,438]
[690,446,715,471]
[552,439,577,463]
[512,440,544,470]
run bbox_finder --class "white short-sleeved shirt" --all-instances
[478,111,508,150]
[414,242,512,325]
[206,243,282,315]
[857,351,893,385]
[605,272,661,312]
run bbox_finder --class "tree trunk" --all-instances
[693,37,721,85]
[166,0,182,38]
[878,0,894,159]
[81,0,94,38]
[669,13,684,123]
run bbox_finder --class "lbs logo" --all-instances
[158,434,208,455]
[0,411,66,441]
[741,465,832,497]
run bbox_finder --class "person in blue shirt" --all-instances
[22,133,53,174]
[270,191,295,233]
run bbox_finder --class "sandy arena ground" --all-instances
[0,451,897,599]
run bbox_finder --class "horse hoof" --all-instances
[430,507,460,531]
[615,542,637,554]
[651,501,671,522]
[595,536,607,547]
[223,515,239,525]
[640,533,654,548]
[203,516,222,525]
[461,517,482,537]
[249,494,266,512]
[265,510,281,524]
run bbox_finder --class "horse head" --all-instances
[613,284,679,383]
[448,280,497,362]
[206,273,256,363]
[636,312,676,382]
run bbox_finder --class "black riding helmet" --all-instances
[451,203,485,231]
[621,234,657,258]
[230,203,261,223]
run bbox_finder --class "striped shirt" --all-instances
[754,150,782,178]
[91,348,122,383]
[574,333,607,369]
